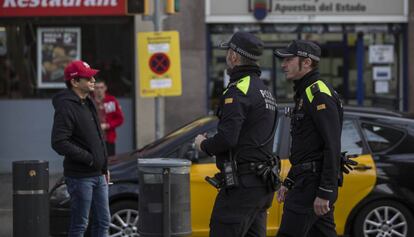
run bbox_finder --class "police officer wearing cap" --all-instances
[274,40,343,237]
[195,32,278,237]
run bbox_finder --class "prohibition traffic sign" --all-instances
[149,52,170,75]
[138,31,182,97]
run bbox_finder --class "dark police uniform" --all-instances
[200,32,278,237]
[275,40,343,237]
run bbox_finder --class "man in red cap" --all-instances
[51,60,110,237]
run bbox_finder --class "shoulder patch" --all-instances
[224,98,233,104]
[236,76,251,95]
[311,83,320,94]
[305,80,332,103]
[317,104,326,110]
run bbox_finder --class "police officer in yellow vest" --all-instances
[195,32,278,237]
[274,40,343,237]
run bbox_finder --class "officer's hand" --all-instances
[194,134,207,152]
[277,185,288,203]
[341,152,359,174]
[314,197,330,216]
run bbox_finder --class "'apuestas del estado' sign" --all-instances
[206,0,408,23]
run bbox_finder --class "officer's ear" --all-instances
[229,50,238,61]
[302,58,313,69]
[227,49,240,66]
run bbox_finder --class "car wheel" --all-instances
[353,200,414,237]
[109,201,140,237]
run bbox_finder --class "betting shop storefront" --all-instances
[205,0,409,112]
[0,0,135,98]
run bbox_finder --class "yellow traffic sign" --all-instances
[137,31,182,97]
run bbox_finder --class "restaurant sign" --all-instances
[0,0,126,16]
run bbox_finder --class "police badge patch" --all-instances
[317,104,326,110]
[224,98,233,104]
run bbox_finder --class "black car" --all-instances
[50,107,414,237]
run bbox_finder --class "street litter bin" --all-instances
[137,158,191,237]
[12,160,49,237]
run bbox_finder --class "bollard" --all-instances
[12,160,49,237]
[137,158,192,237]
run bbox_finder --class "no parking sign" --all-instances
[137,31,182,97]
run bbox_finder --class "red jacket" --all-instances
[94,93,124,144]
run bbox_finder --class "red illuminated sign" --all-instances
[0,0,126,16]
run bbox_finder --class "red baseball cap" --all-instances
[64,60,99,81]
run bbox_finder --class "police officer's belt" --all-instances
[290,161,322,177]
[237,162,258,175]
[237,161,278,175]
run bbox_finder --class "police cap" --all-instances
[274,40,321,62]
[219,32,264,61]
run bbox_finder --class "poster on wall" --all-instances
[373,66,392,81]
[37,27,81,88]
[375,81,389,94]
[369,45,394,64]
[0,29,6,56]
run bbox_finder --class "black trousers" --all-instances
[209,174,274,237]
[276,173,337,237]
[105,142,115,156]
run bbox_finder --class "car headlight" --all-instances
[50,183,70,204]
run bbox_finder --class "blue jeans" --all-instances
[65,175,110,237]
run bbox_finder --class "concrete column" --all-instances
[163,0,207,132]
[408,0,414,112]
[134,16,161,148]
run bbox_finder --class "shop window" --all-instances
[0,17,134,99]
[208,24,404,112]
[346,32,400,110]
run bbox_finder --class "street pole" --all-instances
[154,0,163,139]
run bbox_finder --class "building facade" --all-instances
[205,0,410,112]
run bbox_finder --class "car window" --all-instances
[361,122,405,153]
[272,116,282,154]
[273,115,290,158]
[166,149,179,159]
[139,117,216,153]
[341,119,363,155]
